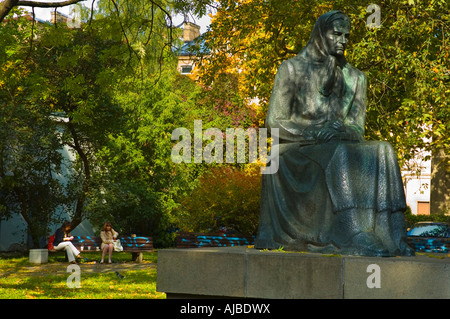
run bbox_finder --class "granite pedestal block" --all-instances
[157,247,450,299]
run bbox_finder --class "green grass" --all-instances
[0,251,166,299]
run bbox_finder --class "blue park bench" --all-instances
[49,235,153,262]
[175,232,255,249]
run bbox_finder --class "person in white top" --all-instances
[100,222,119,264]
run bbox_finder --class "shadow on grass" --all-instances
[1,269,161,298]
[0,251,164,299]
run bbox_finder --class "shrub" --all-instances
[179,165,261,236]
[404,207,450,229]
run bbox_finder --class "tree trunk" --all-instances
[17,191,41,248]
[430,149,450,214]
[66,120,91,230]
[0,0,19,23]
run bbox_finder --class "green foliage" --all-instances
[0,9,70,247]
[84,68,217,247]
[26,20,132,234]
[0,4,207,247]
[348,0,450,167]
[173,0,216,18]
[0,1,267,249]
[198,0,450,169]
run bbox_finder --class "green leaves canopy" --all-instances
[197,0,450,168]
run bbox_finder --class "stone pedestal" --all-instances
[29,249,48,264]
[156,247,450,299]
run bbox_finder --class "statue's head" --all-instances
[298,11,351,96]
[322,12,351,57]
[306,10,351,60]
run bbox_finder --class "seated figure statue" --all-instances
[255,10,414,256]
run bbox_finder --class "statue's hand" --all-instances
[316,121,345,143]
[317,127,340,143]
[328,120,346,132]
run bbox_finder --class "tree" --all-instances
[29,18,132,229]
[0,10,69,247]
[1,1,230,247]
[0,5,154,245]
[85,69,210,247]
[1,0,183,76]
[0,114,66,248]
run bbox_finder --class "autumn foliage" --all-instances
[179,164,261,236]
[197,0,450,168]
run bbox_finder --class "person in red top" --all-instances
[53,221,81,263]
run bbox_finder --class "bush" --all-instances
[179,165,261,236]
[404,207,450,229]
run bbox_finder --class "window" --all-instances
[417,201,430,215]
[181,65,193,74]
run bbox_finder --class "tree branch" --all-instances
[16,0,84,8]
[0,0,83,22]
[0,0,19,23]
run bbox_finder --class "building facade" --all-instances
[177,22,201,75]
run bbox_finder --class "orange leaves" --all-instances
[180,165,261,235]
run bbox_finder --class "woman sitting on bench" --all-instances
[100,222,119,264]
[53,221,82,264]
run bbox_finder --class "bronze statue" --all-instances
[255,10,414,256]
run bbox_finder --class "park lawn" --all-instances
[0,251,166,299]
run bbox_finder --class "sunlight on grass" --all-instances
[0,252,165,299]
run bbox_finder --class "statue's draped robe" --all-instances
[255,14,407,253]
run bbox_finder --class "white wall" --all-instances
[402,149,431,215]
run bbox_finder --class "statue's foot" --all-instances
[397,239,415,256]
[375,210,415,256]
[340,232,393,257]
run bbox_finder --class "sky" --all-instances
[20,0,212,34]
